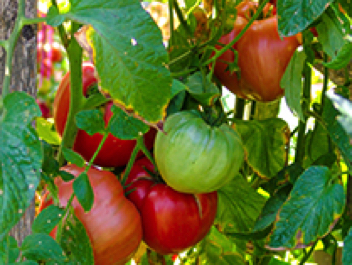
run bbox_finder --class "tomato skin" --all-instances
[154,110,245,194]
[53,62,156,167]
[213,4,300,102]
[125,157,218,255]
[51,165,143,265]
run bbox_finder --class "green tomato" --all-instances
[155,110,245,194]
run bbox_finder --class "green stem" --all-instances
[51,0,69,48]
[121,138,141,186]
[22,17,46,25]
[168,0,174,42]
[173,0,193,39]
[186,0,202,16]
[294,62,311,165]
[234,97,246,120]
[56,193,75,243]
[57,22,85,166]
[203,0,269,66]
[320,53,329,114]
[299,241,318,265]
[84,133,109,172]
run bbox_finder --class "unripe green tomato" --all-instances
[155,110,245,194]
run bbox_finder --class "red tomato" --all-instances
[36,99,51,118]
[51,43,63,63]
[213,3,300,102]
[125,157,218,255]
[53,62,156,167]
[40,165,143,265]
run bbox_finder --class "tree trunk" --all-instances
[0,0,37,245]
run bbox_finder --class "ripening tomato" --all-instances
[154,110,245,194]
[40,165,143,265]
[124,157,218,255]
[213,2,300,102]
[53,62,156,167]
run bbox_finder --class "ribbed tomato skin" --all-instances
[54,165,143,265]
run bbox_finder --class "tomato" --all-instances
[154,110,245,194]
[36,99,51,118]
[125,157,218,255]
[53,62,156,167]
[213,2,300,102]
[51,42,63,63]
[40,165,143,265]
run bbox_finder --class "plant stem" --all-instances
[56,193,75,243]
[320,53,329,114]
[173,0,193,39]
[57,22,84,166]
[121,139,141,186]
[294,61,311,165]
[84,133,109,172]
[299,241,317,265]
[203,0,269,66]
[51,0,69,48]
[234,97,246,120]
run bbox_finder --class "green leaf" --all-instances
[0,236,19,264]
[21,233,67,262]
[13,261,38,265]
[59,213,94,264]
[41,141,60,176]
[76,109,106,135]
[268,166,345,249]
[35,117,61,145]
[62,147,86,167]
[277,0,334,36]
[108,105,150,140]
[185,72,221,106]
[327,90,352,139]
[216,176,266,234]
[46,5,65,26]
[343,227,352,265]
[200,227,246,265]
[323,40,352,69]
[62,0,172,124]
[167,79,187,116]
[32,205,65,234]
[58,170,75,182]
[234,118,290,178]
[316,7,345,58]
[322,95,352,171]
[73,172,94,212]
[281,50,306,121]
[253,185,292,232]
[0,92,43,241]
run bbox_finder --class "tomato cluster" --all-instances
[213,1,300,102]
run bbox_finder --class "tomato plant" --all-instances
[41,165,143,264]
[155,110,244,194]
[213,2,300,102]
[1,0,351,264]
[124,157,218,255]
[53,62,156,167]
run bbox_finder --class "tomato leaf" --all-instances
[62,147,86,168]
[253,185,292,232]
[108,105,150,140]
[281,49,306,121]
[327,90,352,139]
[185,72,221,106]
[323,40,352,70]
[21,233,67,262]
[51,0,173,125]
[167,80,187,116]
[73,173,94,212]
[322,94,352,171]
[75,109,106,135]
[216,176,266,233]
[0,92,43,241]
[277,0,334,36]
[234,118,290,178]
[35,117,61,146]
[32,205,65,234]
[59,214,94,264]
[0,236,19,264]
[267,166,345,249]
[46,5,65,26]
[200,227,246,265]
[58,170,75,182]
[316,7,345,58]
[342,227,352,265]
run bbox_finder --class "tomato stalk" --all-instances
[172,0,193,41]
[56,22,85,166]
[55,193,75,243]
[51,0,69,48]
